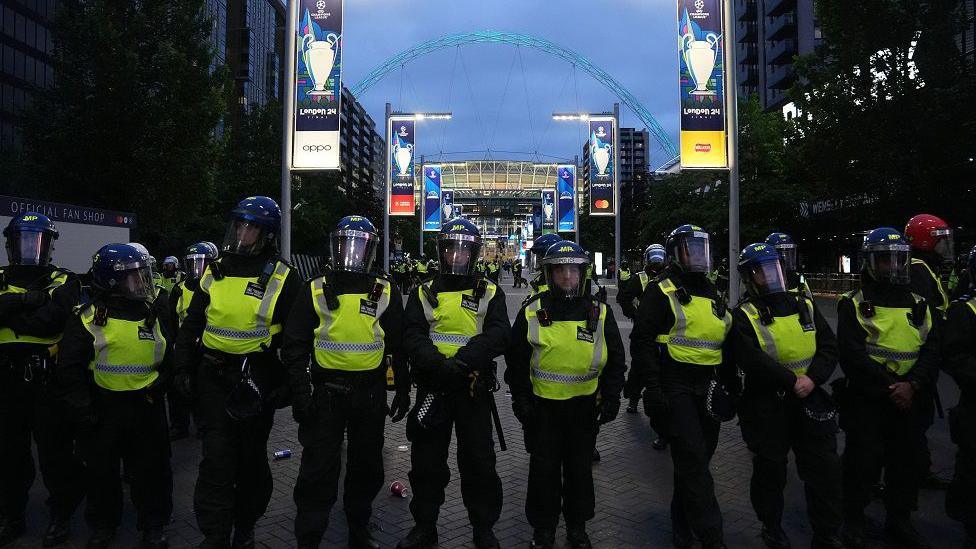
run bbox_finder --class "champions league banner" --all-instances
[541,190,556,233]
[678,0,728,169]
[291,0,343,170]
[441,190,455,221]
[556,165,576,232]
[532,204,543,235]
[588,119,616,216]
[388,118,416,216]
[423,165,442,231]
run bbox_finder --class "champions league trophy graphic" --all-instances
[543,200,554,222]
[681,30,720,96]
[442,203,454,220]
[592,129,613,177]
[393,133,414,177]
[301,31,339,96]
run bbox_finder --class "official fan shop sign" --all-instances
[291,0,344,170]
[388,118,416,216]
[678,0,729,169]
[556,165,576,232]
[423,165,442,231]
[588,118,615,216]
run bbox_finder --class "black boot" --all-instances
[592,448,601,462]
[196,535,230,549]
[43,519,71,547]
[141,528,169,549]
[566,524,592,549]
[652,437,668,451]
[349,523,380,549]
[761,524,792,549]
[529,528,555,549]
[884,514,929,549]
[87,528,116,549]
[810,535,846,549]
[231,526,255,549]
[396,524,438,549]
[473,528,500,549]
[672,522,694,548]
[0,517,25,548]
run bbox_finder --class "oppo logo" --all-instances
[303,144,333,152]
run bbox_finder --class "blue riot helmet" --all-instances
[542,240,591,300]
[644,244,667,275]
[184,242,218,280]
[91,244,157,302]
[530,233,562,257]
[438,218,482,276]
[665,224,712,274]
[862,227,911,285]
[161,255,179,277]
[765,232,798,275]
[4,213,58,266]
[331,215,379,273]
[738,243,787,299]
[222,196,281,256]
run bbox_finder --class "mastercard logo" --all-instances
[595,200,610,209]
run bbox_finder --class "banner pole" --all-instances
[419,155,425,258]
[280,0,299,260]
[724,0,740,304]
[613,103,621,283]
[384,102,392,273]
[574,154,580,245]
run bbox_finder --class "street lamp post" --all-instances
[553,106,620,281]
[383,107,452,273]
[723,0,741,304]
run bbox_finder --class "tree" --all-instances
[16,0,228,255]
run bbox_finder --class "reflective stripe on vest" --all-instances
[849,289,931,376]
[638,272,650,292]
[740,299,817,375]
[311,276,390,371]
[525,299,607,399]
[654,278,730,365]
[912,258,948,313]
[420,280,497,358]
[198,260,290,354]
[175,282,194,326]
[0,268,69,346]
[81,308,165,391]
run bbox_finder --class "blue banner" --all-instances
[532,204,542,235]
[541,190,556,233]
[556,165,576,232]
[389,118,416,216]
[422,165,441,231]
[588,119,615,216]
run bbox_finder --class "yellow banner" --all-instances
[680,130,727,169]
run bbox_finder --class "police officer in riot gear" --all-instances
[159,256,181,293]
[283,216,410,549]
[173,196,301,549]
[167,242,218,440]
[397,218,510,549]
[837,227,940,549]
[0,213,84,547]
[765,233,811,299]
[630,224,735,549]
[527,234,563,300]
[59,244,174,549]
[505,240,626,549]
[732,243,844,549]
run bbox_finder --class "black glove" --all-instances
[597,397,620,425]
[512,395,535,426]
[291,394,317,423]
[172,372,195,400]
[389,390,410,423]
[267,383,293,409]
[439,357,469,387]
[144,378,167,404]
[21,290,48,308]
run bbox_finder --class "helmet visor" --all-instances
[119,265,157,302]
[330,230,377,273]
[438,236,482,276]
[6,231,54,266]
[544,263,588,299]
[675,234,712,273]
[223,218,270,256]
[866,248,911,285]
[933,229,954,262]
[774,244,797,272]
[183,254,210,280]
[744,259,787,297]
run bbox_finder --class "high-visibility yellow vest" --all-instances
[419,279,497,358]
[739,298,817,376]
[638,272,650,292]
[175,281,194,326]
[619,269,631,282]
[912,258,948,314]
[198,260,290,354]
[0,267,69,346]
[654,277,731,365]
[525,298,607,399]
[848,289,932,376]
[81,307,165,391]
[311,276,390,371]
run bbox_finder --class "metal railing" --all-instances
[804,273,860,295]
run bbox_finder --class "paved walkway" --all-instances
[15,277,967,548]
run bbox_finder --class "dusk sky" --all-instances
[340,0,681,169]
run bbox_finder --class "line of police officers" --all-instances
[1,198,974,549]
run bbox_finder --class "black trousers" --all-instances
[167,392,193,432]
[947,401,976,537]
[665,391,723,544]
[406,388,502,532]
[293,380,387,547]
[0,366,85,523]
[525,395,597,530]
[740,395,842,538]
[194,363,275,541]
[841,394,927,520]
[84,390,172,531]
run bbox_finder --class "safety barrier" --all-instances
[804,273,860,295]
